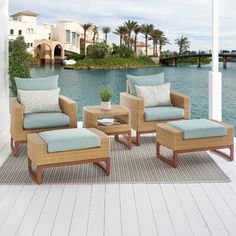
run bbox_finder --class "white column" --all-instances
[209,0,222,120]
[0,0,10,149]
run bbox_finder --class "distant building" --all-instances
[9,10,52,54]
[8,10,104,63]
[136,41,160,56]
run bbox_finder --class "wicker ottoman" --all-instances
[27,128,110,184]
[156,119,234,167]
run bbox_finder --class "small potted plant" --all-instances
[99,86,113,110]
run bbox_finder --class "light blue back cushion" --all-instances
[15,75,59,100]
[127,73,164,96]
[39,128,101,153]
[167,119,227,140]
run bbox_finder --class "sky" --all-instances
[9,0,236,52]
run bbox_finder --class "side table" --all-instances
[83,105,132,149]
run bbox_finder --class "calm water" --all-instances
[30,63,236,132]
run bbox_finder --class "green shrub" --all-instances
[87,43,108,59]
[99,86,113,101]
[67,53,85,61]
[112,44,134,58]
[9,36,31,96]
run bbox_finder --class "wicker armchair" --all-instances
[120,91,190,145]
[10,95,77,156]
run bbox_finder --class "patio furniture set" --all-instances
[10,74,234,184]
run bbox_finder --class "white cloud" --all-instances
[9,0,236,51]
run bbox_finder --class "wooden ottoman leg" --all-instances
[211,144,234,161]
[28,157,43,184]
[156,142,178,168]
[94,158,110,176]
[35,166,43,184]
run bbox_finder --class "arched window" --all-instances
[18,30,22,35]
[10,29,14,35]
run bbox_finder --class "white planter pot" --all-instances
[100,101,111,110]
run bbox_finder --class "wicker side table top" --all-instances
[83,105,130,116]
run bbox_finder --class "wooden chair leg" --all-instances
[133,131,141,146]
[106,158,110,176]
[127,130,132,150]
[230,145,234,161]
[156,142,161,156]
[11,138,20,157]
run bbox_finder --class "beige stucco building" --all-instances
[8,10,104,63]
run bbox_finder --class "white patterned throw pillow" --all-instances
[135,83,172,107]
[18,88,61,114]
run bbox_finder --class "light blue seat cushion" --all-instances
[144,106,184,121]
[167,119,227,140]
[39,128,101,153]
[24,112,70,129]
[15,75,59,101]
[127,73,164,96]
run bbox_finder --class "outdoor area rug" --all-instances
[0,137,230,184]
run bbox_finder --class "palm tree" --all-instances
[159,33,170,52]
[102,26,111,45]
[175,35,190,54]
[82,23,92,54]
[149,29,161,56]
[123,20,138,48]
[133,25,141,54]
[92,25,99,45]
[113,26,127,46]
[141,24,154,55]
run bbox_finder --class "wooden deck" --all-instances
[0,138,236,235]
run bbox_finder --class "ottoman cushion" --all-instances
[167,119,227,139]
[39,128,100,153]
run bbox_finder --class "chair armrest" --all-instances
[170,92,190,119]
[10,98,24,136]
[120,92,144,130]
[59,95,77,128]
